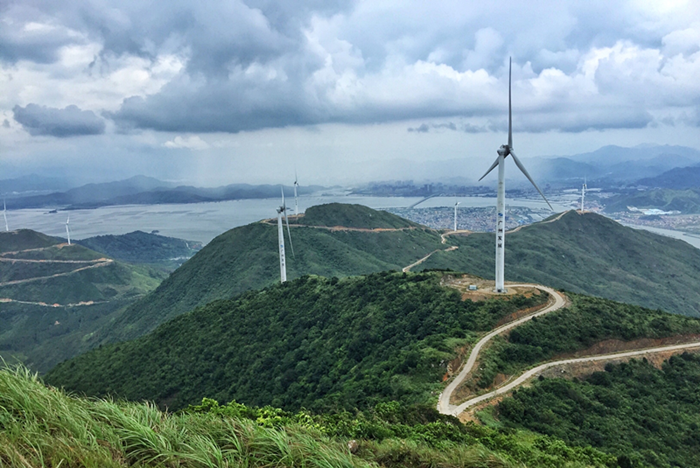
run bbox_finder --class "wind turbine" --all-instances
[65,217,71,245]
[478,58,553,293]
[293,170,299,216]
[453,201,460,231]
[3,199,8,232]
[581,177,587,212]
[276,188,295,283]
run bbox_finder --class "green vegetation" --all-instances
[603,188,700,214]
[47,272,546,412]
[1,364,619,467]
[0,228,60,253]
[77,230,202,270]
[497,353,700,467]
[295,203,421,229]
[105,212,443,342]
[0,232,166,373]
[471,293,700,389]
[421,211,700,316]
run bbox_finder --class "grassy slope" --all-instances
[0,365,618,468]
[421,211,700,316]
[295,203,422,229]
[0,233,166,373]
[105,219,443,342]
[76,230,202,266]
[46,272,547,412]
[496,354,700,467]
[0,229,60,253]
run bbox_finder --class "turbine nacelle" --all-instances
[497,145,511,157]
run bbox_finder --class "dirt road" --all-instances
[437,284,566,415]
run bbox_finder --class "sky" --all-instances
[1,0,699,186]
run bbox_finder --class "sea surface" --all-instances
[6,194,699,250]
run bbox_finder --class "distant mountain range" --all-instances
[4,175,325,210]
[528,144,700,185]
[637,164,700,189]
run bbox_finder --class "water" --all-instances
[620,223,700,250]
[6,194,696,251]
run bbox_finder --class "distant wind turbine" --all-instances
[3,199,8,232]
[293,170,299,216]
[581,178,587,212]
[65,216,71,245]
[478,58,553,293]
[276,188,295,283]
[453,201,460,232]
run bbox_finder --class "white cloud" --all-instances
[163,135,210,150]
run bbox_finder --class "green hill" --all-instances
[102,207,442,342]
[0,230,166,372]
[0,228,60,253]
[46,271,547,411]
[294,203,422,229]
[77,230,202,270]
[421,211,700,316]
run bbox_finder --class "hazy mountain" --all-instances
[8,175,173,209]
[637,165,700,189]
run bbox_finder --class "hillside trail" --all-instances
[437,281,700,417]
[0,297,110,308]
[437,284,565,415]
[260,219,420,232]
[506,210,569,234]
[0,260,113,287]
[402,246,458,272]
[0,245,67,257]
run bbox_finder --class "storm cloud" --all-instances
[13,104,106,137]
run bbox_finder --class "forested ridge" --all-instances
[46,271,547,411]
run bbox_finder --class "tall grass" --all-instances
[0,365,531,468]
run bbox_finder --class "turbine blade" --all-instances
[510,150,553,210]
[281,186,285,206]
[508,57,512,149]
[478,156,500,181]
[284,208,295,258]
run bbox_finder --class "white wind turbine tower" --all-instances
[581,178,587,212]
[276,188,295,283]
[3,199,8,232]
[293,170,299,216]
[478,58,553,293]
[453,201,460,231]
[65,216,71,245]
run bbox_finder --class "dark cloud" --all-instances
[407,123,429,133]
[13,104,106,137]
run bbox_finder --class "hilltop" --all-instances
[294,203,421,229]
[77,230,202,270]
[422,210,700,316]
[0,229,166,372]
[101,204,441,342]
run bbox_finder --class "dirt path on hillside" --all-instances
[0,260,113,287]
[403,246,458,272]
[437,284,566,415]
[0,298,110,308]
[437,277,700,418]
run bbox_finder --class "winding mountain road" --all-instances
[437,284,566,415]
[437,282,700,417]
